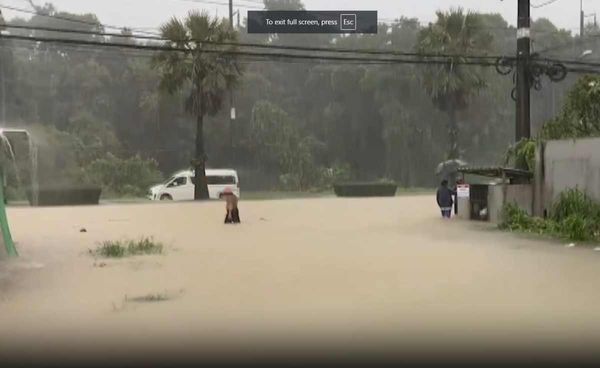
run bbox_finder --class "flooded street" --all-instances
[1,195,600,364]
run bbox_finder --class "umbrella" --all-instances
[435,159,468,177]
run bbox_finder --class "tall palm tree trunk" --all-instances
[447,106,459,160]
[446,106,460,186]
[194,112,210,200]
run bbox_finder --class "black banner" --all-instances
[247,11,378,34]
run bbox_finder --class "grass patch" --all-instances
[127,293,171,303]
[92,237,164,258]
[500,188,600,242]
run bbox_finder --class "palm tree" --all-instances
[153,11,240,199]
[417,8,492,160]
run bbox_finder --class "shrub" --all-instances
[504,138,537,171]
[540,75,600,140]
[95,242,127,258]
[551,188,600,222]
[499,203,531,231]
[500,189,600,242]
[92,237,164,258]
[558,214,595,242]
[127,237,164,256]
[82,153,163,197]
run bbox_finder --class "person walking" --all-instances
[436,180,455,219]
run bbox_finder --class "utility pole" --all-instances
[516,0,531,140]
[0,11,6,124]
[581,0,585,38]
[228,0,236,165]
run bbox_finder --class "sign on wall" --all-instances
[457,184,470,198]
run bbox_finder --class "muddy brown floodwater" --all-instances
[1,195,600,364]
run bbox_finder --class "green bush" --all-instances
[81,153,163,197]
[558,214,595,242]
[541,75,600,140]
[551,188,600,222]
[92,237,164,258]
[127,237,164,256]
[499,203,533,231]
[500,189,600,242]
[504,138,537,171]
[94,242,127,258]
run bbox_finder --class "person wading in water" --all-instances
[436,180,455,219]
[223,187,240,224]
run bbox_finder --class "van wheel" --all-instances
[160,194,172,201]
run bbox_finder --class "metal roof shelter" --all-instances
[457,166,533,183]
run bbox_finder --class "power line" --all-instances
[0,33,508,68]
[0,4,160,36]
[0,23,506,61]
[166,0,263,9]
[531,0,562,9]
[4,40,446,68]
[4,17,598,73]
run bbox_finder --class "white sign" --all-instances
[457,184,470,198]
[517,27,530,39]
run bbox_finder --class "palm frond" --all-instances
[160,17,189,48]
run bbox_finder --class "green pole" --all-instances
[0,169,17,257]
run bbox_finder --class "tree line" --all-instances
[0,0,597,197]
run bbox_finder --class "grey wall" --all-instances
[543,138,600,214]
[488,184,533,224]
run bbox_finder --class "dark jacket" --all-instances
[436,186,455,208]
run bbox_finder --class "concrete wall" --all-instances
[457,197,470,220]
[488,184,533,224]
[543,138,600,214]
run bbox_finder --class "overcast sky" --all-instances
[1,0,598,34]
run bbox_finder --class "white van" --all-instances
[148,169,240,201]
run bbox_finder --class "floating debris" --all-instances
[565,243,576,248]
[80,228,87,233]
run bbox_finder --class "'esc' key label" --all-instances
[340,14,357,31]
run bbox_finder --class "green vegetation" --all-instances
[504,138,537,171]
[127,293,171,303]
[81,154,163,197]
[503,74,600,172]
[92,237,164,258]
[0,1,596,195]
[152,11,241,199]
[500,189,600,242]
[417,9,493,160]
[541,75,600,140]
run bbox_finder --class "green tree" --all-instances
[249,100,323,190]
[541,75,600,139]
[417,8,493,160]
[152,11,241,199]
